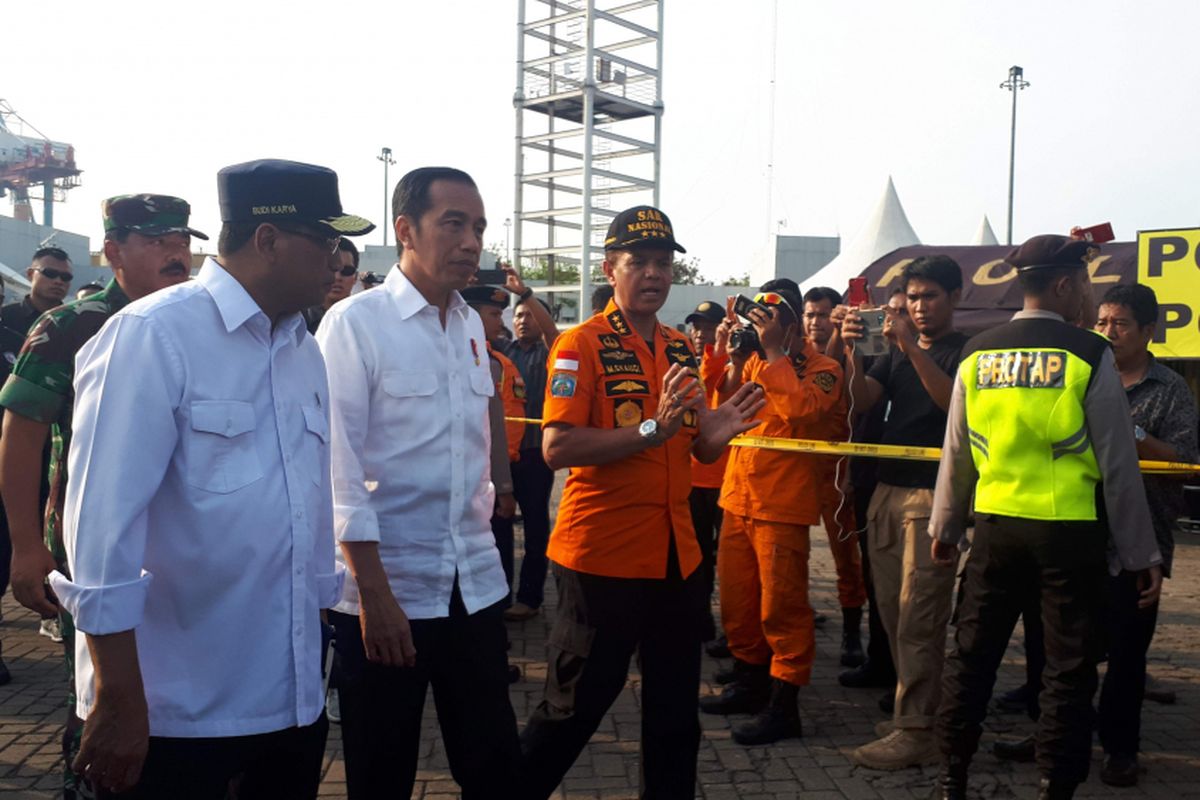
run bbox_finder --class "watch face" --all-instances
[639,419,657,438]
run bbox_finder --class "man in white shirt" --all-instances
[53,159,374,798]
[316,166,519,799]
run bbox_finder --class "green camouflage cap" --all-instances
[101,194,209,240]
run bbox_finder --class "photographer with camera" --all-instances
[700,279,843,746]
[840,256,968,770]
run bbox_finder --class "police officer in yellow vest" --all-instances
[927,235,1162,800]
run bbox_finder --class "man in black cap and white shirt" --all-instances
[54,159,372,798]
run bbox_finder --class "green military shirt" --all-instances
[0,278,131,556]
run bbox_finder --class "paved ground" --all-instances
[2,513,1198,798]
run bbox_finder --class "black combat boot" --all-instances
[1037,778,1077,799]
[841,606,865,667]
[731,678,803,745]
[930,756,969,800]
[699,661,770,715]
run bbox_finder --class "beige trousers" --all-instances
[867,482,960,730]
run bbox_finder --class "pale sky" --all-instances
[3,0,1197,284]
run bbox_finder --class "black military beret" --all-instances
[1007,234,1094,272]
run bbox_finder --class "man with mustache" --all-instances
[0,195,203,800]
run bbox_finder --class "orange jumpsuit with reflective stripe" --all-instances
[718,340,843,685]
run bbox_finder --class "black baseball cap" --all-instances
[461,285,509,308]
[1007,234,1093,272]
[217,159,375,237]
[685,300,724,325]
[604,205,686,253]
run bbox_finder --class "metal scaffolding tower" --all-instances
[513,0,664,320]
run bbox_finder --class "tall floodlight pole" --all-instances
[1000,65,1029,246]
[377,146,396,247]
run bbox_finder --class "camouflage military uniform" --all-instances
[0,278,130,800]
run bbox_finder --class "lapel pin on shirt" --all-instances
[470,338,480,366]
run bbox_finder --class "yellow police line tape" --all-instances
[505,417,1200,476]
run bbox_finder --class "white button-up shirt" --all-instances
[52,258,341,738]
[316,266,506,619]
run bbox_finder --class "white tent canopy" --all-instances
[972,214,999,246]
[800,176,920,294]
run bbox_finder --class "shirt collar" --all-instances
[603,298,669,341]
[198,258,306,347]
[1127,353,1173,391]
[1012,309,1065,323]
[386,265,469,322]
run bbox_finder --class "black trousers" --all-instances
[936,514,1108,786]
[330,588,520,799]
[520,550,706,800]
[1097,570,1160,757]
[96,715,328,800]
[493,511,515,607]
[687,486,722,641]
[853,481,894,675]
[512,448,555,609]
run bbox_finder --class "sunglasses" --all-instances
[36,268,74,282]
[336,266,357,277]
[276,226,342,254]
[753,291,798,318]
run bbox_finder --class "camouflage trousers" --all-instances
[51,538,89,798]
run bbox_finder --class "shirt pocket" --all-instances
[381,370,438,399]
[300,404,329,486]
[186,400,263,494]
[470,370,495,398]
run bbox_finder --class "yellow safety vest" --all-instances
[960,318,1108,521]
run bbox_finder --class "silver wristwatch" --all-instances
[1133,424,1147,443]
[638,418,659,443]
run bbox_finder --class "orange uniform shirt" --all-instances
[542,301,703,580]
[691,345,730,490]
[489,343,526,463]
[719,338,844,526]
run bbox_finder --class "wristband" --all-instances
[519,287,534,302]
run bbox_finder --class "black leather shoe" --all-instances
[878,689,895,715]
[992,735,1035,762]
[931,757,969,800]
[507,664,521,684]
[0,659,10,687]
[840,607,865,668]
[838,661,895,688]
[994,683,1035,714]
[1100,753,1139,787]
[1037,778,1077,799]
[705,635,731,659]
[700,666,770,716]
[731,679,802,745]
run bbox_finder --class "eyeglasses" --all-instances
[336,266,357,277]
[276,226,342,254]
[35,268,74,282]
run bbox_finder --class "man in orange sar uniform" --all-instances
[700,278,844,746]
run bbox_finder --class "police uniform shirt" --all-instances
[930,309,1162,575]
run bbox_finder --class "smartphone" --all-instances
[476,268,508,284]
[1071,223,1115,244]
[856,306,889,356]
[732,294,769,321]
[847,277,870,307]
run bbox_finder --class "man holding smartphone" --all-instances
[840,256,968,770]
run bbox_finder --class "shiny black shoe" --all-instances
[705,635,731,659]
[992,735,1035,762]
[699,666,770,716]
[994,683,1035,714]
[731,679,802,745]
[1100,753,1139,787]
[838,661,895,688]
[840,607,865,668]
[931,757,969,800]
[1037,778,1077,799]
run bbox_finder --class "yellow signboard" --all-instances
[1138,228,1200,359]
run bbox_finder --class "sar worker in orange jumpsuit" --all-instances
[700,279,844,746]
